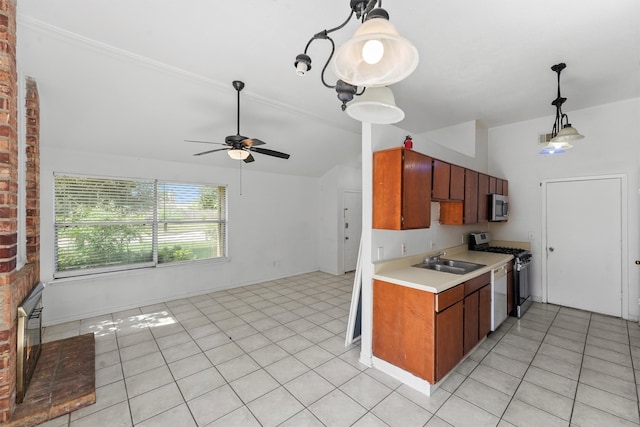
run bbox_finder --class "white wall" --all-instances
[318,164,362,275]
[41,147,321,325]
[488,97,640,320]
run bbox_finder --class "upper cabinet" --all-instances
[463,169,478,224]
[477,173,489,223]
[449,165,465,201]
[432,160,451,201]
[373,147,432,230]
[373,148,507,229]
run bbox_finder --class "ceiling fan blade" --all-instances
[243,154,255,163]
[185,139,226,145]
[251,147,290,159]
[242,138,266,147]
[193,148,230,156]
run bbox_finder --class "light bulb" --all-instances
[362,39,384,64]
[296,61,308,76]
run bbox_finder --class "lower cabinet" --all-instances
[435,300,463,380]
[373,272,492,384]
[463,273,492,354]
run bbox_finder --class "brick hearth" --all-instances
[7,334,95,427]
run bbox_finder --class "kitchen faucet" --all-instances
[426,251,446,264]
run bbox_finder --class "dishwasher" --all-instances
[491,263,508,331]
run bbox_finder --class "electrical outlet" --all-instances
[528,232,535,241]
[461,234,465,244]
[430,240,436,249]
[377,246,384,260]
[401,243,407,255]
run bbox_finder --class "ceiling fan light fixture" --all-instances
[346,86,405,124]
[228,149,250,160]
[331,9,419,87]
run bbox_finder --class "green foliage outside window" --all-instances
[54,175,226,277]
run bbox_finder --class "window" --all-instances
[54,175,226,278]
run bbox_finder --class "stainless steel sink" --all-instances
[412,258,485,275]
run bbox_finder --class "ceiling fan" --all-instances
[187,80,291,163]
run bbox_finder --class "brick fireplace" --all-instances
[0,0,42,421]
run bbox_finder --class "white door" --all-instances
[545,177,622,317]
[343,191,362,272]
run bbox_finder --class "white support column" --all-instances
[359,122,373,366]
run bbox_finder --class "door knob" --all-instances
[549,247,554,252]
[345,237,349,240]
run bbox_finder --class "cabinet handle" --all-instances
[635,260,640,265]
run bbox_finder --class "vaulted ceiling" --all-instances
[17,0,640,176]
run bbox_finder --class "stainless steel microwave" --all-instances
[490,194,508,221]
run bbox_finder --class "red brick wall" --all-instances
[0,0,41,421]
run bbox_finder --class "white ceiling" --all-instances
[17,0,640,176]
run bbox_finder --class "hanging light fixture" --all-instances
[293,0,417,123]
[540,62,584,155]
[345,86,405,124]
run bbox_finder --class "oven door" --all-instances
[515,260,532,317]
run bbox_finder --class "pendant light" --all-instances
[345,86,405,124]
[540,63,584,155]
[293,1,416,122]
[331,8,419,87]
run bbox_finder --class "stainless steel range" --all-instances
[469,232,533,318]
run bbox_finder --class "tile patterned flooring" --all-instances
[38,271,640,426]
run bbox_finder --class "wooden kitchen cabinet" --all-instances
[463,291,479,354]
[373,148,432,230]
[373,279,437,382]
[449,164,465,200]
[477,173,489,223]
[372,271,491,384]
[462,272,491,354]
[464,169,479,224]
[432,159,451,200]
[435,301,464,380]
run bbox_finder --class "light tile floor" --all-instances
[39,271,640,426]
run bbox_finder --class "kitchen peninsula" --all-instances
[372,245,512,395]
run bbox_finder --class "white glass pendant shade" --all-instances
[228,149,250,160]
[346,86,405,124]
[332,17,419,87]
[550,125,584,143]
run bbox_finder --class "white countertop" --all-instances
[373,246,513,293]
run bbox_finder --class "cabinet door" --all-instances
[450,164,465,200]
[502,180,508,196]
[373,149,403,229]
[496,179,504,195]
[489,176,497,194]
[479,284,492,338]
[478,173,489,223]
[432,159,450,200]
[435,301,463,381]
[464,169,478,224]
[463,291,479,354]
[402,149,432,229]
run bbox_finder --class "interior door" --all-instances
[545,177,622,316]
[343,191,362,272]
